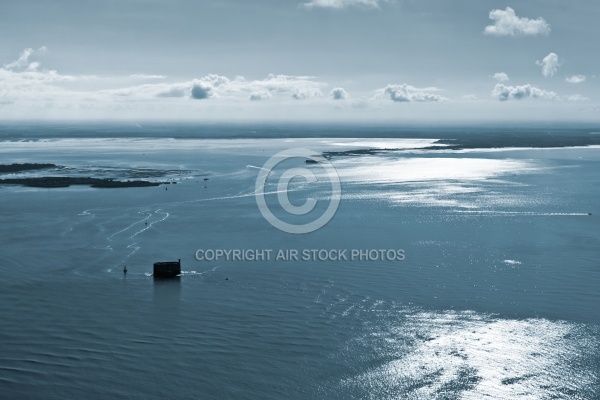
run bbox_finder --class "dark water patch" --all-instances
[501,373,535,385]
[436,366,482,397]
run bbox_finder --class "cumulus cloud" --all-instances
[565,75,586,84]
[484,7,550,36]
[329,87,348,100]
[130,74,167,79]
[536,53,559,78]
[302,0,386,9]
[191,82,213,99]
[1,51,322,105]
[0,48,454,119]
[186,74,324,100]
[383,84,443,103]
[493,72,509,82]
[199,74,231,88]
[492,83,557,101]
[189,74,236,99]
[189,74,325,100]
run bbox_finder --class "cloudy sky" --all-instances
[1,0,599,122]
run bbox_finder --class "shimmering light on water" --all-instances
[342,309,598,399]
[335,157,540,184]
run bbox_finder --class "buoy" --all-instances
[123,265,127,274]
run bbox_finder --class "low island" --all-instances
[0,176,165,188]
[0,163,58,173]
[0,163,169,188]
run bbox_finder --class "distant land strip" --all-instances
[0,176,166,188]
[0,163,58,173]
[322,135,600,158]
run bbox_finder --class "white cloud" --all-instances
[567,94,590,102]
[4,46,47,71]
[0,47,99,105]
[302,0,386,9]
[98,74,326,102]
[130,74,167,79]
[492,83,557,101]
[26,62,41,72]
[191,74,325,100]
[565,75,586,84]
[493,72,509,82]
[383,84,443,103]
[241,74,325,100]
[187,74,231,99]
[0,68,89,85]
[1,47,95,86]
[4,48,35,70]
[8,46,596,122]
[484,7,550,36]
[198,74,231,88]
[330,87,348,100]
[536,53,559,78]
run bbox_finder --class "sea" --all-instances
[0,123,599,399]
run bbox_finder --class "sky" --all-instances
[0,0,599,123]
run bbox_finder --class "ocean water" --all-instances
[0,125,599,399]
